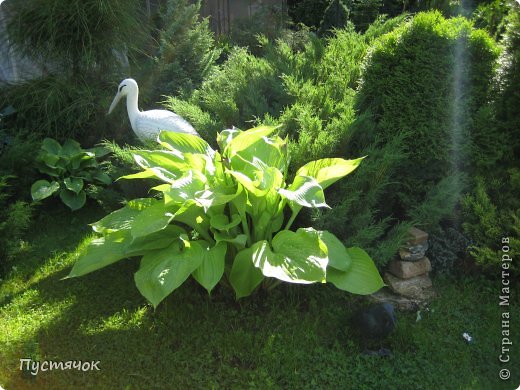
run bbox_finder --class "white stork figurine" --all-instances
[108,78,200,142]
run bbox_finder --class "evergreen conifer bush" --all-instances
[350,11,498,224]
[150,0,221,98]
[460,4,519,272]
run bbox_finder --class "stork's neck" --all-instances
[126,89,140,129]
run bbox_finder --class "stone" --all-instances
[384,272,433,300]
[406,227,428,246]
[388,257,432,279]
[369,288,422,311]
[399,241,429,261]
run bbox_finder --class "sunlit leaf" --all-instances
[327,247,384,294]
[296,157,364,190]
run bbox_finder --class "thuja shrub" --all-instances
[352,11,498,219]
[461,5,520,272]
[68,126,383,307]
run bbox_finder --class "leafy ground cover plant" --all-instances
[68,126,383,307]
[31,138,111,211]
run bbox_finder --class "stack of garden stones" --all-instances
[371,227,435,311]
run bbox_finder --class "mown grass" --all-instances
[0,205,518,389]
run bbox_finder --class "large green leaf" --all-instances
[70,153,95,170]
[67,230,132,277]
[227,167,283,203]
[217,128,241,151]
[36,162,61,177]
[93,171,112,185]
[64,177,84,194]
[229,245,264,299]
[192,241,227,294]
[41,138,61,155]
[31,180,60,201]
[295,157,364,190]
[91,198,156,234]
[61,139,83,157]
[229,134,287,174]
[59,189,86,211]
[131,201,176,238]
[252,228,328,283]
[158,130,214,156]
[210,214,241,231]
[125,225,187,256]
[171,200,209,232]
[132,150,186,176]
[225,125,279,158]
[163,170,207,208]
[86,145,111,158]
[134,239,205,308]
[320,230,351,272]
[278,175,329,211]
[326,247,384,295]
[41,153,60,168]
[118,168,177,183]
[213,232,248,247]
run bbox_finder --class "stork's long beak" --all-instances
[108,92,123,115]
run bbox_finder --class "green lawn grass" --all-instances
[1,204,518,389]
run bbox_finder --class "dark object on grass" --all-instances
[351,303,397,340]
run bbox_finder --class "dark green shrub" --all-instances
[352,11,498,220]
[351,0,382,31]
[460,4,520,272]
[472,0,510,40]
[0,176,32,272]
[2,0,146,142]
[0,76,120,142]
[229,3,289,54]
[318,0,351,37]
[0,132,40,198]
[6,0,144,77]
[461,175,519,271]
[288,0,330,30]
[150,0,221,98]
[190,45,291,131]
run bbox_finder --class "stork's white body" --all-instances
[109,78,199,142]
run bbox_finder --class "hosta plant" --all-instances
[31,138,111,210]
[68,126,384,307]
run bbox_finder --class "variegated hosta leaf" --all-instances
[251,228,328,284]
[295,157,364,190]
[217,127,241,151]
[278,175,329,211]
[91,198,156,234]
[163,170,207,206]
[158,130,215,157]
[225,125,279,158]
